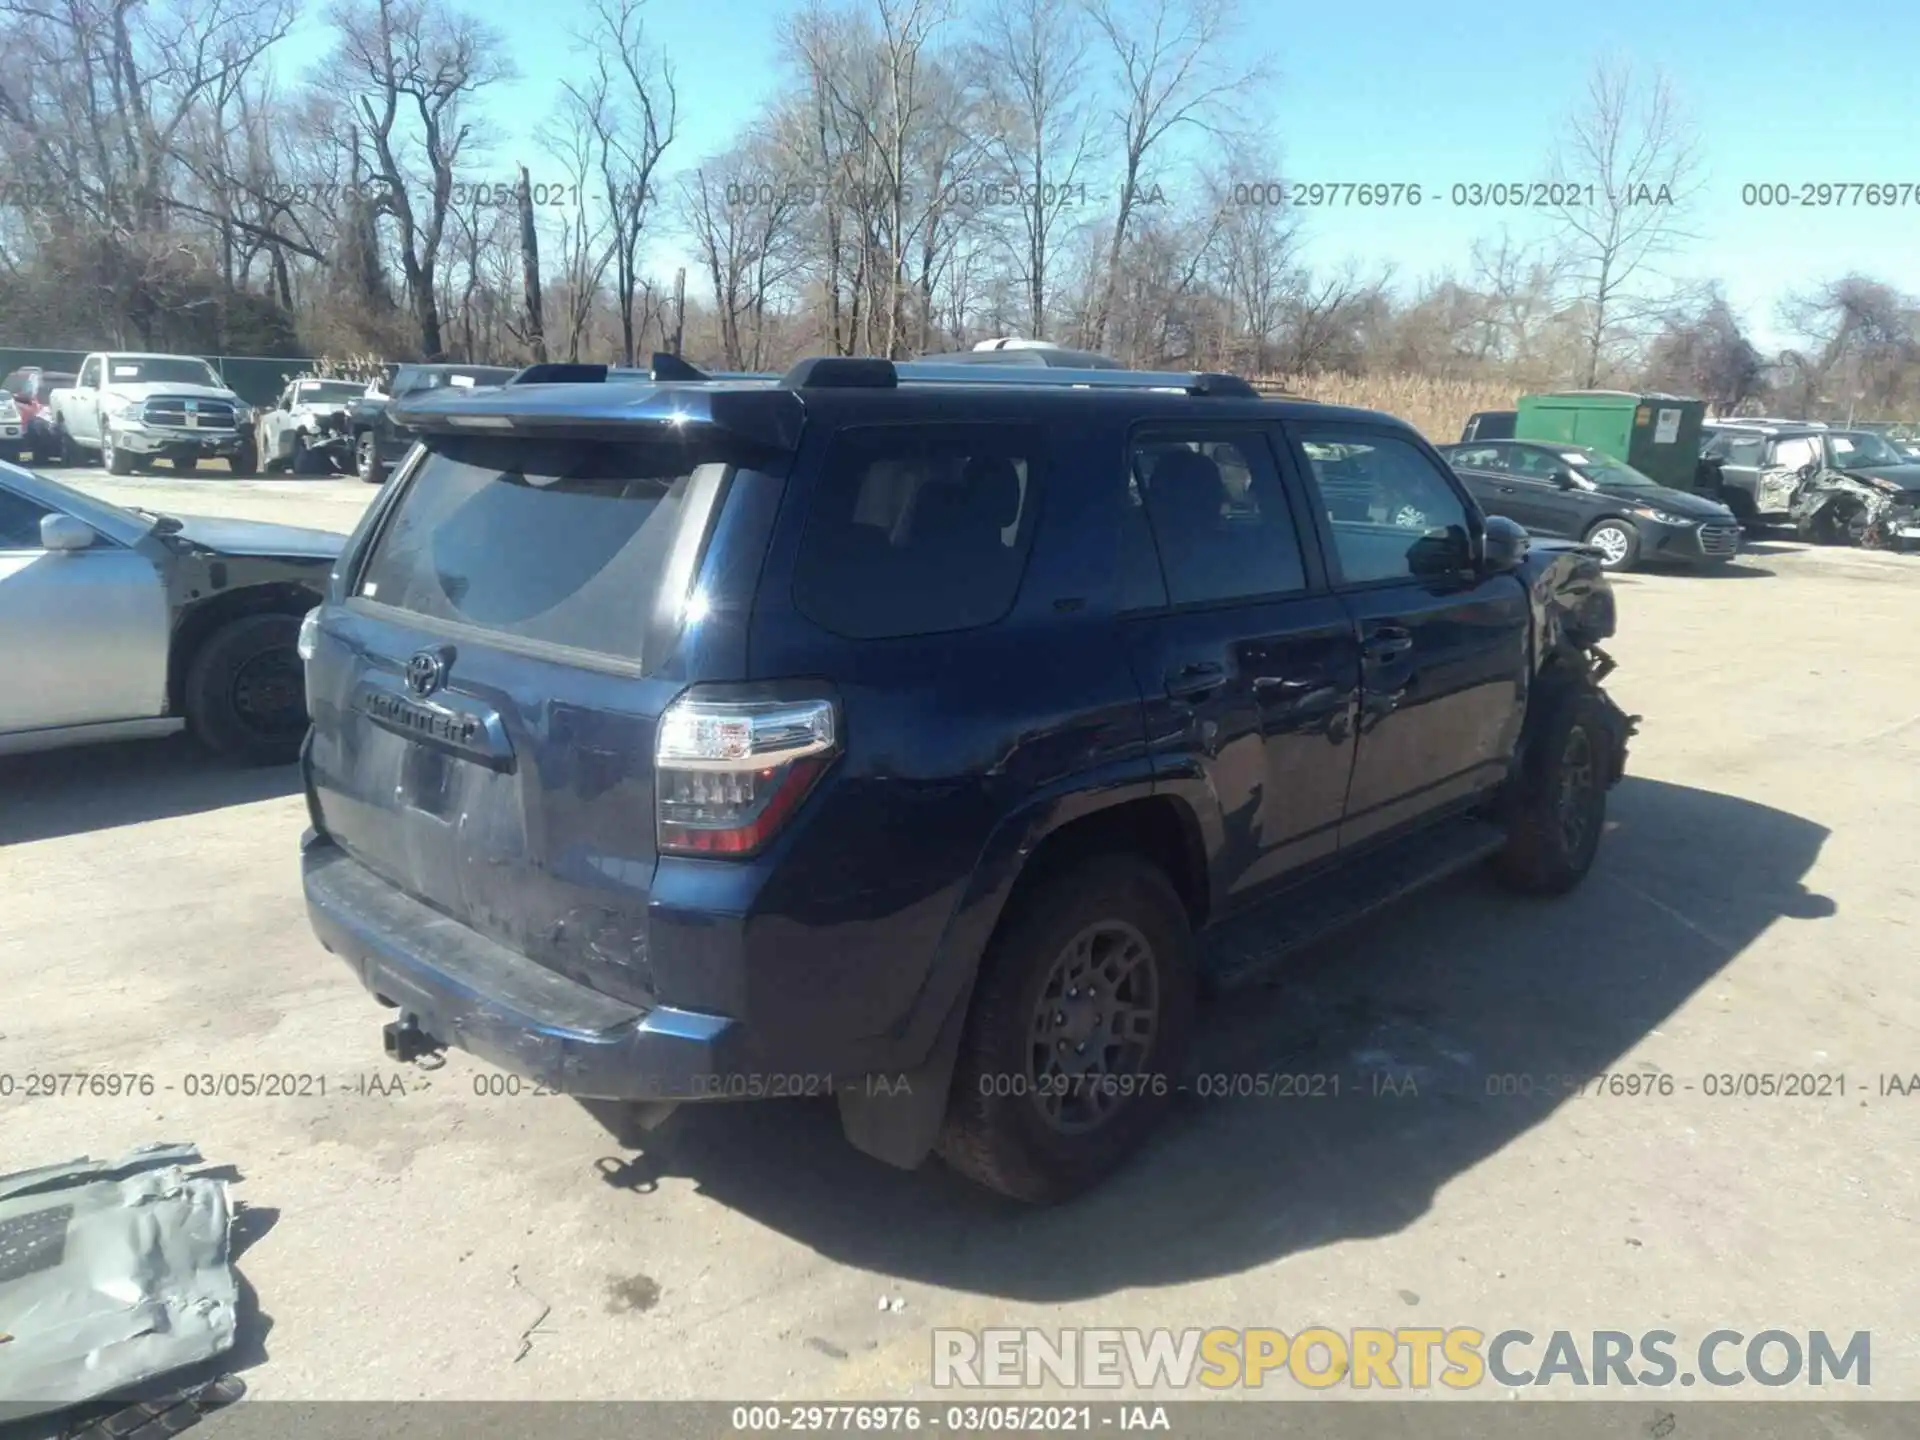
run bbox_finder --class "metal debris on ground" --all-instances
[0,1142,239,1426]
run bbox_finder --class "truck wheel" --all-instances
[174,455,198,474]
[102,429,137,475]
[290,433,322,475]
[228,443,258,478]
[1492,680,1612,897]
[356,431,385,484]
[939,856,1196,1204]
[183,612,309,765]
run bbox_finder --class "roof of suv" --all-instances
[389,354,1415,443]
[1706,418,1827,432]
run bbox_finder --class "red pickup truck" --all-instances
[2,366,77,464]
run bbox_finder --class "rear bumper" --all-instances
[302,832,751,1100]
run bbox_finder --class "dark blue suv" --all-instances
[298,355,1634,1202]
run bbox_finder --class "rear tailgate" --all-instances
[305,423,784,1008]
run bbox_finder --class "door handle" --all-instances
[1165,662,1226,700]
[1253,675,1314,696]
[1363,627,1414,662]
[1498,484,1518,494]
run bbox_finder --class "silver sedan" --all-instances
[0,463,343,764]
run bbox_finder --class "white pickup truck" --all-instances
[46,352,257,475]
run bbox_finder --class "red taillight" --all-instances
[655,693,839,858]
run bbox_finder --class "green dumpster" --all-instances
[1515,391,1708,493]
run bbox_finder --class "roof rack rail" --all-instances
[775,354,1262,398]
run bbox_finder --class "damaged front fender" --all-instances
[1789,469,1920,549]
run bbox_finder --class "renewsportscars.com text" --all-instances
[932,1327,1871,1390]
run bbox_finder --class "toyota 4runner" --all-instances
[298,355,1636,1203]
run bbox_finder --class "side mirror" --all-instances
[1480,514,1529,573]
[1408,526,1474,578]
[1551,468,1579,488]
[41,514,96,551]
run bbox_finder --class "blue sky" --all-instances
[304,0,1917,352]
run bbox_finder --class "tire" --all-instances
[183,612,309,765]
[356,430,385,484]
[228,443,257,478]
[1583,518,1639,572]
[174,455,198,473]
[1801,502,1865,547]
[290,433,321,475]
[939,855,1197,1204]
[102,428,136,475]
[1492,680,1613,897]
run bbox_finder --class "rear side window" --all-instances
[1770,436,1818,470]
[792,424,1038,639]
[1131,432,1307,604]
[353,434,742,663]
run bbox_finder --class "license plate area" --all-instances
[402,742,456,817]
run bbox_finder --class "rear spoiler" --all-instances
[390,360,802,451]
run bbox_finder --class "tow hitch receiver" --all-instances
[382,1012,443,1064]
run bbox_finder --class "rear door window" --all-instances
[352,433,747,665]
[792,424,1039,639]
[1130,431,1308,604]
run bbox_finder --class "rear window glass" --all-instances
[793,424,1038,639]
[353,435,736,662]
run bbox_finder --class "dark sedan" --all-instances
[1439,439,1740,572]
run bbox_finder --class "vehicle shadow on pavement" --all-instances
[1655,562,1775,579]
[0,736,300,845]
[600,775,1833,1300]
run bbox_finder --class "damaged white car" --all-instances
[254,378,367,475]
[1702,423,1920,548]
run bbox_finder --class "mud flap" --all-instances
[837,977,975,1170]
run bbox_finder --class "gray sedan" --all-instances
[0,463,342,764]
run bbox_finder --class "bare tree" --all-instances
[681,140,805,370]
[972,0,1096,339]
[1777,275,1920,421]
[1546,59,1702,386]
[331,0,510,359]
[537,99,617,361]
[1082,0,1267,352]
[1200,147,1299,371]
[1643,286,1764,411]
[566,0,677,366]
[514,163,546,361]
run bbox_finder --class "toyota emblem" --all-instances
[405,649,449,697]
